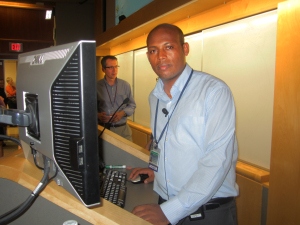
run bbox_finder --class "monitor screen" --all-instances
[16,40,100,207]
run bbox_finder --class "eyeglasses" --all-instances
[105,66,120,70]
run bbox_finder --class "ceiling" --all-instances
[1,0,94,5]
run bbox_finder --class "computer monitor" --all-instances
[16,40,100,207]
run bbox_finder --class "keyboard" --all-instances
[100,169,127,208]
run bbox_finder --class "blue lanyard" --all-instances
[153,69,193,145]
[104,77,118,108]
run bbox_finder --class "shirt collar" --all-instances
[104,75,117,86]
[153,64,192,101]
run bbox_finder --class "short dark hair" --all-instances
[101,55,118,68]
[147,23,185,46]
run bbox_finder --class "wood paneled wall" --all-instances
[0,60,4,80]
[267,1,300,224]
[0,5,54,59]
[127,120,152,149]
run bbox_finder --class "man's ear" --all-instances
[183,42,189,56]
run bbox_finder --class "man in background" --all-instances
[97,55,136,141]
[129,23,238,225]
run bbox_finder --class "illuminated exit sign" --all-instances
[9,42,23,52]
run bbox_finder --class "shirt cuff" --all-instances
[160,197,190,225]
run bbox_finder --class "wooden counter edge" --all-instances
[236,161,269,184]
[0,151,151,225]
[127,120,152,135]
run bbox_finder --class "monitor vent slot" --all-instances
[51,49,84,197]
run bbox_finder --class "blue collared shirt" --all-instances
[149,64,239,224]
[97,77,136,125]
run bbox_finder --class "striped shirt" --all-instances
[149,64,239,224]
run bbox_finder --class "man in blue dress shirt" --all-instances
[97,55,136,141]
[129,23,239,225]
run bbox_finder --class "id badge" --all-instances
[148,141,160,172]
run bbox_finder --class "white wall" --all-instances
[201,10,277,170]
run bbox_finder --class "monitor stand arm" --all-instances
[0,107,32,127]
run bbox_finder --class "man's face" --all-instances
[146,27,189,83]
[102,59,119,80]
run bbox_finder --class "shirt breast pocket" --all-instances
[176,116,204,147]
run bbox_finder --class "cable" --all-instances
[0,156,58,222]
[31,145,44,170]
[49,162,58,181]
[0,134,22,147]
[0,156,50,224]
[0,156,52,225]
[0,134,44,171]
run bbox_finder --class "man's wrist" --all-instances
[123,111,127,117]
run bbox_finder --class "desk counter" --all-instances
[0,128,152,225]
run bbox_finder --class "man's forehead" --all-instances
[106,59,118,64]
[148,28,180,44]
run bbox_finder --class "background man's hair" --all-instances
[101,55,118,68]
